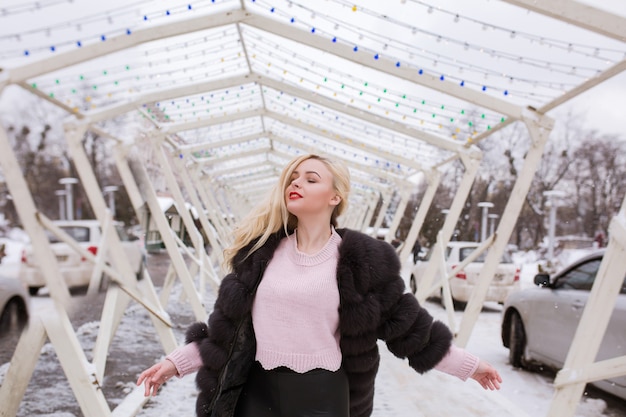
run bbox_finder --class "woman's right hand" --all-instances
[136,359,178,396]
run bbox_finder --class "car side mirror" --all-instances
[534,273,550,287]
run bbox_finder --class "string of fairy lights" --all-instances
[151,87,263,125]
[262,86,448,166]
[248,0,615,99]
[2,0,624,172]
[0,0,236,58]
[245,27,506,138]
[157,85,260,116]
[185,127,267,156]
[7,1,616,118]
[402,0,625,60]
[29,47,247,113]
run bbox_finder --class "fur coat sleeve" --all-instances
[337,229,453,372]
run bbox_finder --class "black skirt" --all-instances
[234,361,350,417]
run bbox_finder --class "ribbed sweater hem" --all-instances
[256,349,342,373]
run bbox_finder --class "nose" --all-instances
[291,178,301,188]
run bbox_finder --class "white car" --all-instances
[408,241,520,309]
[19,220,145,295]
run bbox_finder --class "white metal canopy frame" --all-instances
[0,1,625,416]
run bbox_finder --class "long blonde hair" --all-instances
[223,154,351,270]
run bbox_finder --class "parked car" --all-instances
[19,220,146,295]
[501,250,626,401]
[0,275,30,336]
[408,241,520,309]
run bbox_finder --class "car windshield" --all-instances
[554,257,626,293]
[45,223,130,243]
[57,226,91,243]
[46,227,90,243]
[458,246,513,263]
[422,244,514,263]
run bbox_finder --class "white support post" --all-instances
[153,141,222,300]
[0,127,114,417]
[127,157,208,322]
[92,284,132,383]
[416,153,482,304]
[42,306,112,416]
[63,123,138,287]
[370,189,393,235]
[456,110,554,346]
[87,211,113,295]
[357,192,374,229]
[0,305,113,417]
[547,194,626,417]
[152,143,206,264]
[359,190,379,233]
[399,169,442,266]
[0,312,47,417]
[344,191,369,229]
[172,155,224,272]
[200,180,235,247]
[436,232,457,334]
[0,127,72,308]
[385,185,411,245]
[189,169,226,257]
[159,263,178,306]
[64,122,179,371]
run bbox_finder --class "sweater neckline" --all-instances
[287,227,341,266]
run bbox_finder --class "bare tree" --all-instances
[568,133,626,240]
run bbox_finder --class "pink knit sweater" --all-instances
[167,231,479,381]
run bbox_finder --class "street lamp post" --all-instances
[477,202,494,242]
[488,213,499,237]
[59,177,78,221]
[103,185,119,218]
[543,190,566,261]
[55,190,66,220]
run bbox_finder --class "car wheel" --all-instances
[0,297,28,334]
[508,311,526,368]
[409,274,417,294]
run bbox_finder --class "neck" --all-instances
[295,221,333,254]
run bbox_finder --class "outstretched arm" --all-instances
[470,359,502,390]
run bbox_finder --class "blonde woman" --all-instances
[137,154,502,417]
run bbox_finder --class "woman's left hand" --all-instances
[137,359,178,396]
[471,359,502,390]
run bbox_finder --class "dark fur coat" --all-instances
[185,228,452,417]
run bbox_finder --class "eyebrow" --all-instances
[293,170,321,179]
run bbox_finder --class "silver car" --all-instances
[501,250,626,400]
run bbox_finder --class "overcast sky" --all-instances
[559,71,625,137]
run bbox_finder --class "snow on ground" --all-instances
[0,236,622,417]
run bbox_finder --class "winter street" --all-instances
[1,247,625,417]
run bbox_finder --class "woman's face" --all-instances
[285,158,340,219]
